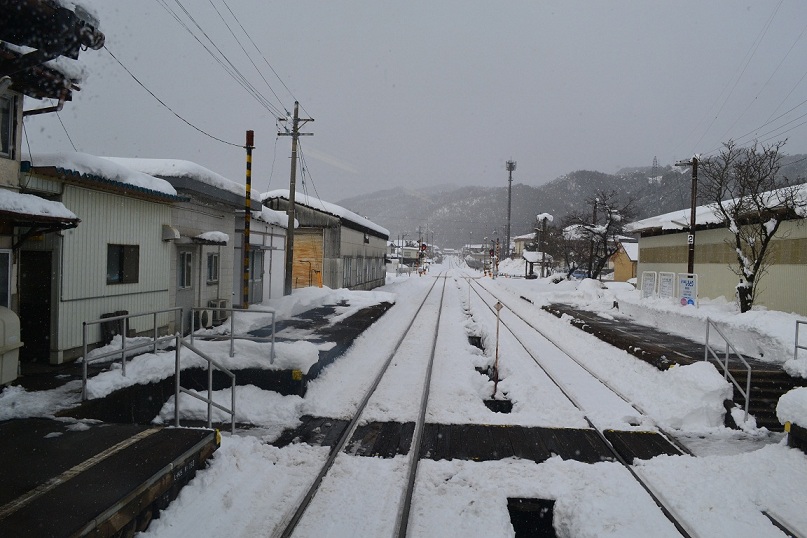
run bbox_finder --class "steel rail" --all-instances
[274,274,446,538]
[395,275,448,538]
[466,277,695,538]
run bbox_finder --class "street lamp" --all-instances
[675,155,699,275]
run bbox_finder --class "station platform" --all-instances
[542,302,805,431]
[0,418,218,537]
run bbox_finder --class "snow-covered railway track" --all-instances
[467,277,697,538]
[274,274,448,538]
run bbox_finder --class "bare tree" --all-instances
[699,140,806,312]
[566,191,636,279]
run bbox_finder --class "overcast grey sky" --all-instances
[24,1,807,202]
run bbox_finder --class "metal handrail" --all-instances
[175,336,236,433]
[81,307,184,400]
[189,307,276,362]
[795,320,807,360]
[704,317,751,423]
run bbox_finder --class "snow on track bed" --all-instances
[277,275,448,537]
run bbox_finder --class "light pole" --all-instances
[505,161,516,259]
[675,155,699,275]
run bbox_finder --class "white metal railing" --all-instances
[795,320,807,361]
[82,307,183,400]
[704,318,751,423]
[189,307,276,362]
[174,336,236,433]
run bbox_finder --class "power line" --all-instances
[155,0,286,118]
[55,110,77,151]
[104,45,245,148]
[692,0,783,152]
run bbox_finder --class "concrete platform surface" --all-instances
[0,418,218,537]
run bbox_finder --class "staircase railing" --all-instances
[174,336,236,433]
[705,318,751,424]
[795,320,807,361]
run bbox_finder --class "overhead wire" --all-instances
[155,0,286,118]
[205,0,288,114]
[218,0,301,114]
[692,0,783,152]
[104,45,244,148]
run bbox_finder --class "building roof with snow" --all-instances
[626,183,807,235]
[620,242,639,261]
[261,189,389,239]
[23,152,184,202]
[522,251,551,263]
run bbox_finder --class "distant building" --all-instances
[610,242,638,282]
[262,190,389,291]
[627,196,807,315]
[512,233,535,257]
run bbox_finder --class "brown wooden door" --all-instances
[293,229,323,289]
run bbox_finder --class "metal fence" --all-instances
[189,307,276,362]
[81,307,183,400]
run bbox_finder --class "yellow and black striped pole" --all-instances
[242,130,254,308]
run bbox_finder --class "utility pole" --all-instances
[278,101,313,296]
[505,160,516,259]
[241,130,254,308]
[675,155,699,274]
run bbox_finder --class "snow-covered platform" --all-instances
[0,418,217,536]
[543,302,805,431]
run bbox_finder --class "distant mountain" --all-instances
[338,155,807,248]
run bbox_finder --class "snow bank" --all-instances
[777,387,807,426]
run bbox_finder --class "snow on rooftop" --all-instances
[0,188,78,220]
[522,251,550,263]
[627,183,807,234]
[196,231,229,244]
[104,157,245,199]
[621,242,639,261]
[261,189,389,237]
[26,152,177,197]
[253,206,291,228]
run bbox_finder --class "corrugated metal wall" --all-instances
[58,186,173,352]
[637,221,807,315]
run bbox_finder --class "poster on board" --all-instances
[677,273,698,307]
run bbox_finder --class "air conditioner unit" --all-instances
[209,299,229,325]
[194,309,214,329]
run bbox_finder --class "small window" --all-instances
[179,251,192,289]
[207,253,219,284]
[0,96,13,158]
[107,245,139,284]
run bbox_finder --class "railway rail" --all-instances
[465,274,800,538]
[274,274,448,538]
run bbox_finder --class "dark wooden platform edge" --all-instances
[81,430,219,537]
[787,422,807,454]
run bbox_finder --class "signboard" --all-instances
[658,272,676,300]
[641,271,657,299]
[677,273,698,307]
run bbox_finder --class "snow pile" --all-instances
[777,387,807,426]
[653,362,733,429]
[266,286,395,322]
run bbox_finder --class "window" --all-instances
[0,250,10,307]
[179,251,192,289]
[0,96,13,158]
[107,245,139,284]
[207,253,219,284]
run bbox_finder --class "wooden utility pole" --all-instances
[242,130,254,308]
[676,155,699,274]
[278,101,313,296]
